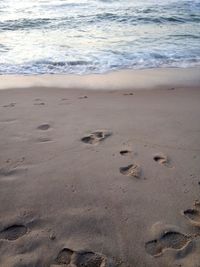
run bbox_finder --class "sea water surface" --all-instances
[0,0,200,74]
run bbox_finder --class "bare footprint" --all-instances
[153,153,172,168]
[37,124,50,130]
[55,248,73,265]
[145,231,190,257]
[120,163,141,178]
[75,250,106,267]
[3,103,16,108]
[81,130,112,145]
[183,202,200,227]
[0,225,27,241]
[54,248,110,267]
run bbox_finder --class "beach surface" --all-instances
[0,69,200,267]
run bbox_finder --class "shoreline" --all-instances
[0,67,200,91]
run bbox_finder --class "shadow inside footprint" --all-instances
[37,124,50,130]
[55,248,73,265]
[0,225,27,241]
[145,231,190,257]
[120,163,141,178]
[81,130,112,145]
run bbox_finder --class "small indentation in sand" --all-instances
[79,96,88,99]
[123,93,134,96]
[81,130,112,145]
[0,225,27,241]
[120,150,131,156]
[0,118,17,123]
[120,163,141,178]
[34,102,45,106]
[0,168,18,177]
[145,231,190,257]
[37,124,50,131]
[59,98,70,105]
[0,166,26,180]
[37,137,52,143]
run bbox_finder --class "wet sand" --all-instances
[0,69,200,267]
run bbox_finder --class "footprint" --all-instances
[59,98,70,105]
[183,202,200,227]
[145,231,190,257]
[0,168,18,177]
[81,130,112,145]
[37,137,52,143]
[119,150,131,156]
[79,96,88,99]
[37,124,50,130]
[183,209,200,227]
[55,248,73,265]
[120,163,141,178]
[54,248,108,267]
[34,102,45,106]
[123,93,134,96]
[3,103,16,108]
[0,167,26,180]
[75,250,106,267]
[0,157,26,178]
[0,225,27,241]
[153,153,171,167]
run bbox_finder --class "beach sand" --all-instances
[0,69,200,267]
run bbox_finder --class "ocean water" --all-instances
[0,0,200,74]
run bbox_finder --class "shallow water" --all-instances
[0,0,200,74]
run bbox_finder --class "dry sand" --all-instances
[0,69,200,267]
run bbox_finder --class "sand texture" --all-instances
[0,79,200,266]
